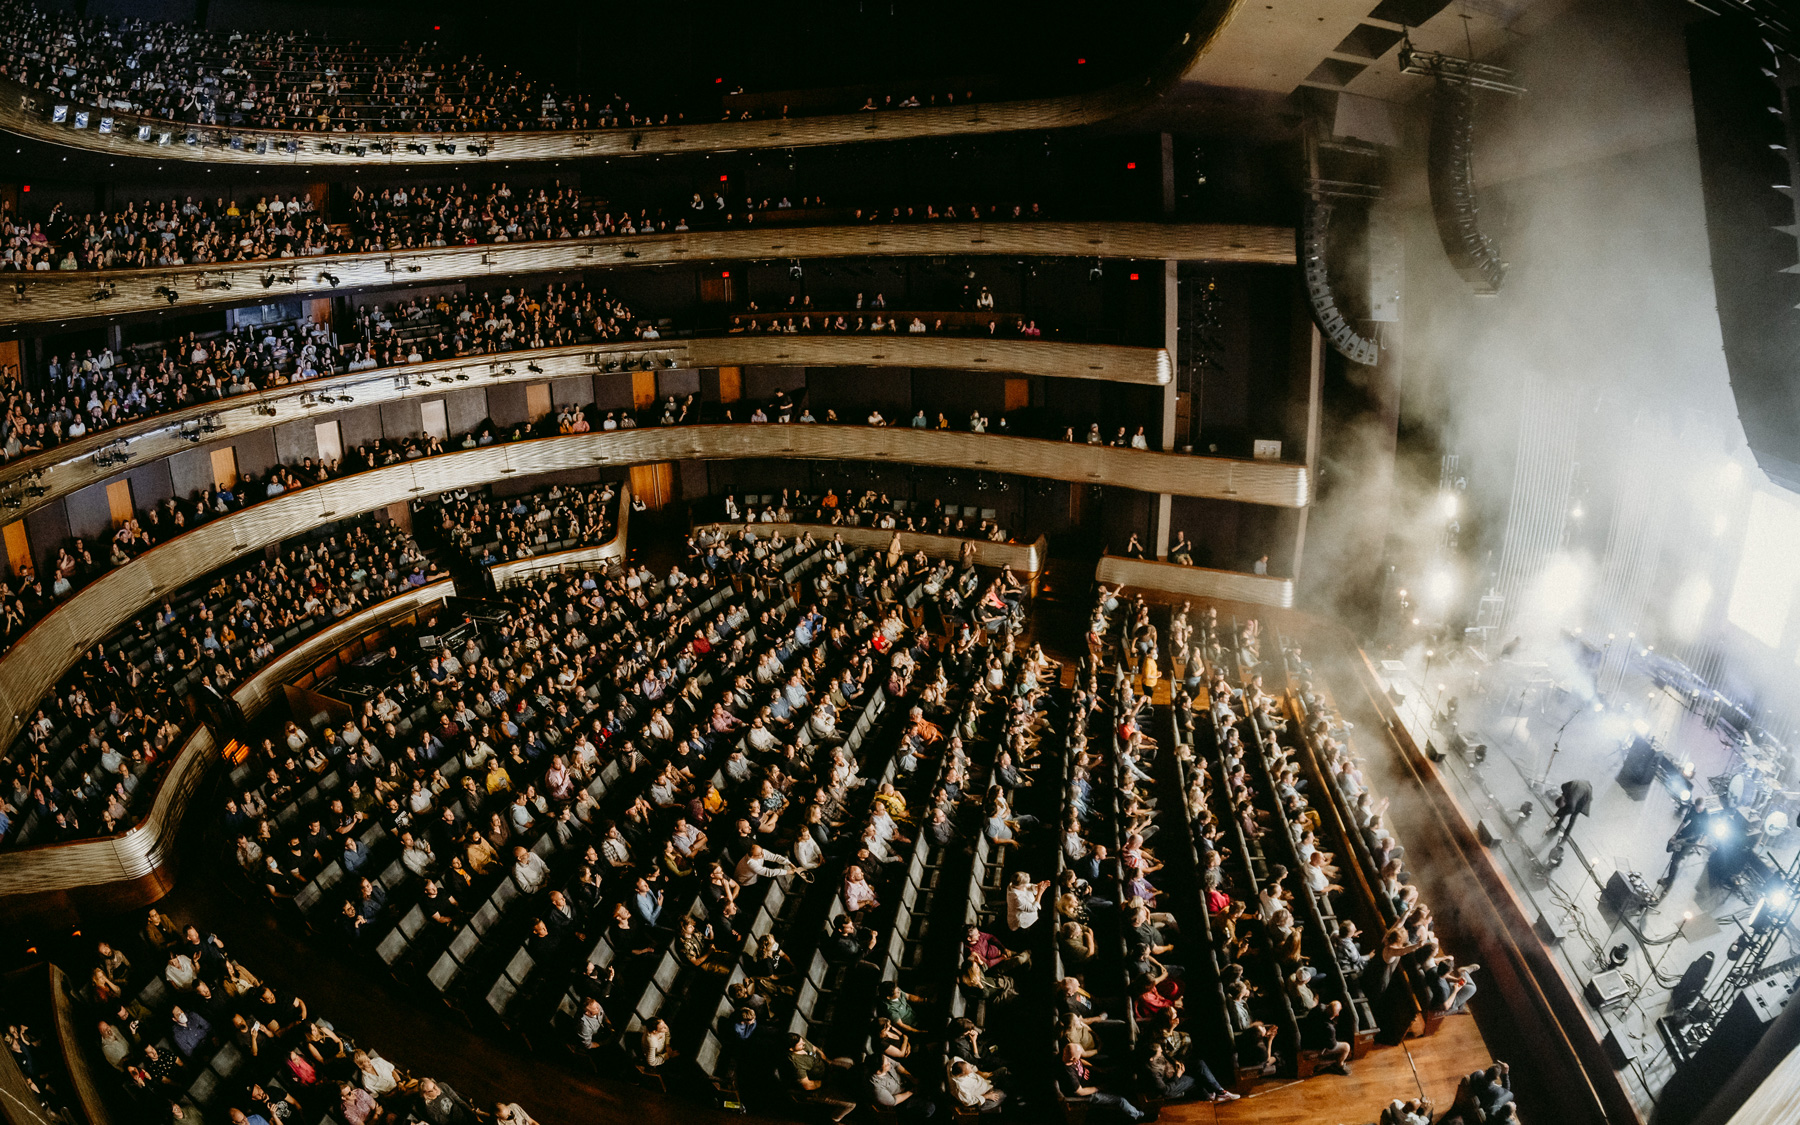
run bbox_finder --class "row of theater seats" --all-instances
[79,906,520,1123]
[721,488,1008,543]
[1,476,624,851]
[0,381,1125,678]
[6,290,1090,465]
[2,0,1003,136]
[418,480,620,567]
[8,180,1048,273]
[227,522,1041,1116]
[0,515,425,849]
[1279,631,1477,1037]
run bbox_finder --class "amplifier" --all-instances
[1586,969,1630,1010]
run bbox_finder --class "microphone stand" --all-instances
[1540,703,1597,790]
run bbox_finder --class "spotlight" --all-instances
[229,136,245,151]
[154,285,180,305]
[437,142,457,155]
[1712,820,1735,842]
[212,276,232,290]
[254,139,269,155]
[262,274,275,289]
[136,124,153,142]
[317,272,341,287]
[285,140,299,154]
[91,283,115,302]
[184,131,200,146]
[663,358,677,368]
[455,373,468,381]
[1088,260,1103,282]
[409,143,429,155]
[501,366,517,376]
[788,261,804,281]
[11,282,25,304]
[98,116,112,134]
[404,264,422,273]
[338,394,354,404]
[254,404,277,417]
[156,131,172,146]
[416,378,431,388]
[527,363,544,374]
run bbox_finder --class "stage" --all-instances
[1376,644,1800,1120]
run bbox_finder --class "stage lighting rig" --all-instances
[1399,40,1527,95]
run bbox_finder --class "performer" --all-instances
[1549,778,1593,840]
[1659,796,1708,888]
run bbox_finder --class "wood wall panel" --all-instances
[0,222,1292,325]
[1095,553,1296,607]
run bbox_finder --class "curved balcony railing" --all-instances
[1095,552,1296,607]
[0,426,1306,755]
[694,520,1046,577]
[0,0,1238,166]
[0,335,1169,526]
[0,220,1293,325]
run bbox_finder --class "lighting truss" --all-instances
[1399,41,1527,96]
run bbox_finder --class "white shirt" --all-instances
[1006,884,1041,931]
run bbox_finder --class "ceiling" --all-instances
[1183,0,1576,104]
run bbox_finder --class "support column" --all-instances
[1290,323,1324,586]
[1154,257,1179,558]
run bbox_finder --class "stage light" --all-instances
[1440,492,1459,519]
[1632,719,1650,736]
[1411,617,1420,626]
[1678,788,1692,801]
[1426,568,1454,604]
[1592,700,1605,713]
[1719,460,1744,490]
[1771,889,1789,908]
[1712,820,1736,841]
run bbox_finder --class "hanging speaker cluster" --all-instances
[1428,81,1508,294]
[1301,196,1380,367]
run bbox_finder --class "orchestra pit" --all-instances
[3,2,1800,1125]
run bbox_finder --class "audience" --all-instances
[0,517,426,848]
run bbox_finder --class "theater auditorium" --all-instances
[0,1,1795,1124]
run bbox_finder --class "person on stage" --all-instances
[1549,778,1593,840]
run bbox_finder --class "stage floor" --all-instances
[1378,644,1800,1118]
